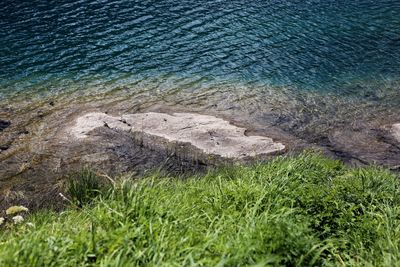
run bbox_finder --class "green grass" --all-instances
[0,153,399,266]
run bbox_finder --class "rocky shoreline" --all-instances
[0,91,399,210]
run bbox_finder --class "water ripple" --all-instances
[0,0,400,100]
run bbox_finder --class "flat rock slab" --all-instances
[69,112,285,159]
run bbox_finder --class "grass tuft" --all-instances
[66,168,110,208]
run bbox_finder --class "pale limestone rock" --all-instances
[392,123,400,143]
[69,112,285,159]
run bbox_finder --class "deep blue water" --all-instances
[1,0,400,100]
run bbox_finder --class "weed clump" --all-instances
[66,168,111,207]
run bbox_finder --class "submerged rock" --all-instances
[0,120,10,132]
[326,122,400,167]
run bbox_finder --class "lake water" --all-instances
[1,0,400,99]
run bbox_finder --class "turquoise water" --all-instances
[1,0,400,102]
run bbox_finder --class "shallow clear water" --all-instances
[1,0,400,101]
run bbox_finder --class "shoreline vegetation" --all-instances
[0,153,399,266]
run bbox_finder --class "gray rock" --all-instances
[68,112,285,159]
[392,123,400,143]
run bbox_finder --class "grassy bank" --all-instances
[0,153,399,266]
